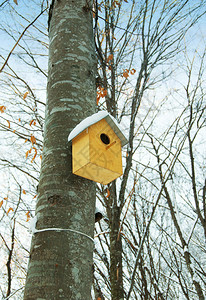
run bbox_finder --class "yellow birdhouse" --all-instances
[68,111,128,185]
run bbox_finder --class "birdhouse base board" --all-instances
[73,163,122,185]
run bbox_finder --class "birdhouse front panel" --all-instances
[89,119,122,174]
[72,118,123,185]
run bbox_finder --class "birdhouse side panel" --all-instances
[72,129,90,174]
[88,119,123,175]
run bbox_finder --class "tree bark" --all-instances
[110,200,124,300]
[24,0,96,299]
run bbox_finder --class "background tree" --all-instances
[0,1,48,298]
[93,1,206,299]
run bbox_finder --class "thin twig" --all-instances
[0,7,47,73]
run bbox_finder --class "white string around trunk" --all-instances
[30,216,94,242]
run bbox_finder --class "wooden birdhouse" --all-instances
[68,111,128,185]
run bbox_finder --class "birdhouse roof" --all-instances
[68,111,128,147]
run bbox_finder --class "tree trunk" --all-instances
[24,0,96,299]
[110,200,124,300]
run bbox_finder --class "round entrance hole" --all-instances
[100,133,110,145]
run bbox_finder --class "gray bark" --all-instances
[24,0,96,299]
[110,204,124,300]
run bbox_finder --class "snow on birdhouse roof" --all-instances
[68,111,128,147]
